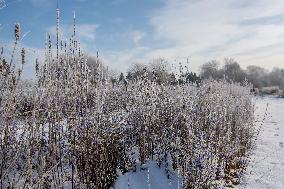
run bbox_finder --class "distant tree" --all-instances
[127,63,146,80]
[222,58,247,82]
[246,65,269,88]
[185,72,200,84]
[199,58,284,90]
[269,68,284,89]
[119,73,125,83]
[126,59,171,84]
[118,73,128,88]
[149,58,170,84]
[200,60,221,79]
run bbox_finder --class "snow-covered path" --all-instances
[238,97,284,189]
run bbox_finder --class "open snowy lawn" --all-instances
[237,97,284,189]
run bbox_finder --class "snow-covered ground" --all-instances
[112,161,181,189]
[113,97,284,189]
[237,97,284,189]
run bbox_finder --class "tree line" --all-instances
[113,58,284,94]
[200,58,284,91]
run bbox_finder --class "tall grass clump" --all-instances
[0,23,29,189]
[0,7,256,189]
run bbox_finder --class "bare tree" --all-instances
[223,58,247,82]
[246,65,269,88]
[200,60,220,79]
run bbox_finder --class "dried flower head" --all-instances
[21,48,25,64]
[1,59,8,73]
[35,58,39,75]
[18,68,22,77]
[2,58,7,66]
[15,23,20,41]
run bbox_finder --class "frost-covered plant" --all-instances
[0,7,255,189]
[0,22,28,189]
[106,77,254,189]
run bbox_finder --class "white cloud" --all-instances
[130,31,146,45]
[76,24,98,41]
[101,47,149,72]
[106,0,284,72]
[145,0,284,71]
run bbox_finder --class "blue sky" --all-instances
[1,0,284,78]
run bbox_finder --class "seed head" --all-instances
[21,48,25,64]
[1,59,7,73]
[18,68,22,77]
[2,58,7,66]
[15,23,20,41]
[35,58,39,75]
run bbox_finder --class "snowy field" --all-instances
[113,97,284,189]
[237,97,284,189]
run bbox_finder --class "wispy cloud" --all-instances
[75,24,98,41]
[74,0,284,72]
[140,0,284,71]
[102,46,149,72]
